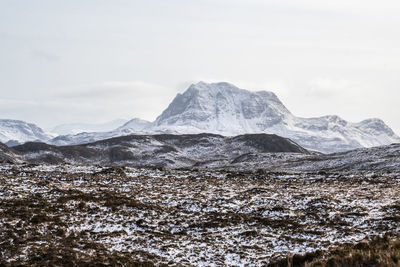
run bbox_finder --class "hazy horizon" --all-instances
[1,0,400,134]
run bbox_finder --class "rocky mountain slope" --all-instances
[0,119,53,146]
[0,142,20,163]
[228,143,400,172]
[3,133,400,172]
[10,133,308,168]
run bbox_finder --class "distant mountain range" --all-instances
[150,82,400,152]
[1,81,399,153]
[50,119,128,135]
[0,119,54,146]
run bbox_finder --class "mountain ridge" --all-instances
[51,119,128,135]
[2,135,400,172]
[8,133,308,168]
[150,82,400,152]
[1,81,398,153]
[0,119,53,146]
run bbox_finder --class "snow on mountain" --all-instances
[230,143,400,173]
[0,119,53,146]
[46,81,399,153]
[154,81,291,134]
[51,119,128,135]
[49,118,152,146]
[116,118,152,131]
[12,133,308,168]
[152,82,400,153]
[49,119,151,146]
[6,133,400,172]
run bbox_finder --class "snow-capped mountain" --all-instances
[152,82,400,153]
[51,119,128,135]
[153,82,291,133]
[117,118,152,132]
[45,81,399,153]
[50,119,152,146]
[0,119,53,146]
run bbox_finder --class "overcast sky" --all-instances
[0,0,399,134]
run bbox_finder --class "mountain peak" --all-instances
[355,118,397,137]
[153,82,292,135]
[185,81,242,97]
[190,81,280,102]
[149,81,400,152]
[117,118,152,131]
[0,119,53,146]
[192,81,238,89]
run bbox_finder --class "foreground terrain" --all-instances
[1,164,400,266]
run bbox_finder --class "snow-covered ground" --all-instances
[1,164,399,265]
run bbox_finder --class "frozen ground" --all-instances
[1,164,400,266]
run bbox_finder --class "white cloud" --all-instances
[305,78,360,98]
[0,0,399,135]
[50,81,178,124]
[0,81,180,128]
